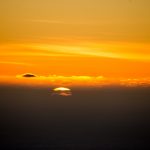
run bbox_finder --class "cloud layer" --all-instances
[5,75,149,87]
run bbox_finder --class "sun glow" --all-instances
[53,87,72,96]
[53,87,71,92]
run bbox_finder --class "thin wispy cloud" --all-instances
[29,43,150,61]
[29,19,66,24]
[28,19,98,25]
[1,43,150,61]
[0,44,74,57]
[29,44,121,59]
[0,61,33,66]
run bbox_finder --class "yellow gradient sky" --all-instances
[0,0,150,78]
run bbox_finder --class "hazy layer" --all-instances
[0,75,150,88]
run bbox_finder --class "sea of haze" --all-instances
[0,84,150,149]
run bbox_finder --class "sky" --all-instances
[0,0,150,79]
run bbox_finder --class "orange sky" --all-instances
[0,42,150,78]
[0,0,150,79]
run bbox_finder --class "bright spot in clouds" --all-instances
[53,87,71,92]
[53,87,72,96]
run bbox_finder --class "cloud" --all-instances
[28,19,97,25]
[42,75,106,87]
[14,75,105,86]
[29,19,66,24]
[29,44,121,59]
[20,73,37,78]
[2,75,150,87]
[1,42,150,61]
[0,61,33,66]
[28,43,150,61]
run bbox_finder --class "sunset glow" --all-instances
[1,1,150,148]
[0,0,150,84]
[53,87,71,92]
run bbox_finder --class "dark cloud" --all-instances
[22,73,37,78]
